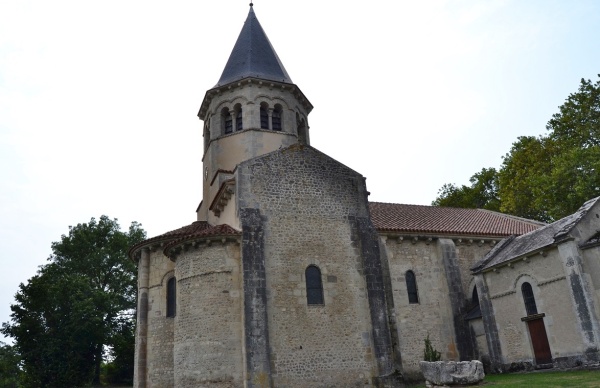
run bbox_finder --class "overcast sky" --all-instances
[1,0,599,342]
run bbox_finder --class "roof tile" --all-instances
[369,202,544,237]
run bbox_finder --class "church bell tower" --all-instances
[196,4,313,225]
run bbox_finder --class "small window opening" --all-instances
[406,270,419,304]
[306,265,324,305]
[166,277,176,318]
[521,282,538,316]
[260,105,269,129]
[272,105,282,131]
[236,109,243,131]
[297,114,307,145]
[222,108,232,134]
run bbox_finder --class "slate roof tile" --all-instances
[216,6,292,86]
[472,196,600,272]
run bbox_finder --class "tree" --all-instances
[434,75,600,222]
[0,342,22,388]
[497,136,554,222]
[1,216,146,387]
[432,168,500,211]
[544,76,600,218]
[499,77,600,221]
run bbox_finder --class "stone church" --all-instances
[129,5,600,387]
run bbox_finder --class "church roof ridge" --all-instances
[216,5,292,87]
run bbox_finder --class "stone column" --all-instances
[267,108,273,130]
[378,237,404,373]
[474,273,504,372]
[231,112,237,132]
[134,248,150,388]
[240,208,272,388]
[558,241,600,361]
[353,216,397,384]
[438,239,476,361]
[247,101,258,129]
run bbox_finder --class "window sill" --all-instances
[521,313,545,322]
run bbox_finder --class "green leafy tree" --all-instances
[499,77,600,221]
[432,168,500,211]
[544,76,600,218]
[1,216,145,387]
[0,342,23,388]
[497,136,554,222]
[435,75,600,222]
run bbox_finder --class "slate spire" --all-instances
[216,4,292,86]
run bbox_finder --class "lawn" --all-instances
[410,369,600,387]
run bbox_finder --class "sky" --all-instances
[1,0,599,342]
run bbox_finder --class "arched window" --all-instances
[306,265,324,305]
[297,114,307,145]
[166,277,176,318]
[222,108,232,134]
[236,109,243,131]
[521,282,538,316]
[260,105,269,129]
[472,286,479,306]
[406,270,419,304]
[272,105,282,131]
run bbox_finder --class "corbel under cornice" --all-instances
[198,77,313,120]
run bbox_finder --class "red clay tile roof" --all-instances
[167,224,240,242]
[128,221,240,259]
[163,224,240,255]
[369,202,544,237]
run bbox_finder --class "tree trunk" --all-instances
[93,343,102,385]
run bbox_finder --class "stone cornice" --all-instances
[380,233,499,247]
[482,244,557,274]
[198,77,313,120]
[165,235,240,262]
[490,275,566,300]
[209,179,236,217]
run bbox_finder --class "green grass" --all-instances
[483,370,600,387]
[409,369,600,387]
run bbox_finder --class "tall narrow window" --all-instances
[260,106,269,129]
[521,282,538,316]
[166,277,176,318]
[297,116,307,145]
[272,105,282,131]
[223,108,232,134]
[306,265,324,305]
[406,270,419,304]
[236,109,243,131]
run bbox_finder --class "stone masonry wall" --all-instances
[381,238,456,379]
[237,145,393,387]
[455,241,497,298]
[582,247,600,318]
[173,242,243,388]
[484,250,580,365]
[146,250,176,388]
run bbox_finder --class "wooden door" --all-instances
[527,318,552,365]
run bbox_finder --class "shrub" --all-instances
[424,334,441,362]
